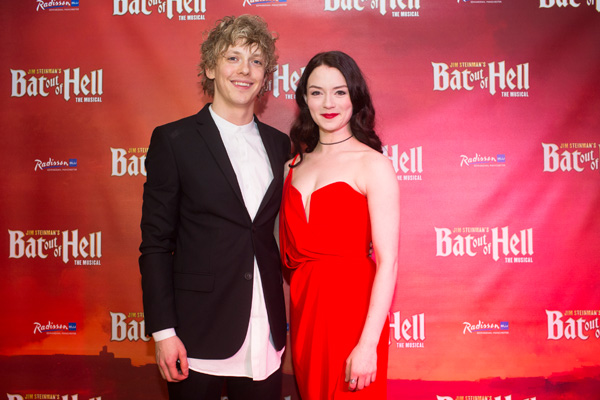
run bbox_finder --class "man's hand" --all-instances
[155,335,189,382]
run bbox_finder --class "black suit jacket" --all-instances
[139,104,290,359]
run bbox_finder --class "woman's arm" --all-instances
[345,152,400,391]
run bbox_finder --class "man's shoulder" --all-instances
[256,120,289,144]
[155,109,205,132]
[257,120,282,134]
[150,108,214,144]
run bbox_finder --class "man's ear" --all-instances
[205,68,215,80]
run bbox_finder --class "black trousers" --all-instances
[167,367,282,400]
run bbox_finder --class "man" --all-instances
[139,15,290,400]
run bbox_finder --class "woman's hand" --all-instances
[345,343,377,391]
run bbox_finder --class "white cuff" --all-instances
[152,328,176,342]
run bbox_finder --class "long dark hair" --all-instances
[289,51,382,166]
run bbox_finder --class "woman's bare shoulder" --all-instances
[358,146,393,170]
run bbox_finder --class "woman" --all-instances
[279,51,400,399]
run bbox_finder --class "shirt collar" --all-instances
[209,105,257,136]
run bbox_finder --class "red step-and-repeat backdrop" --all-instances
[1,1,599,399]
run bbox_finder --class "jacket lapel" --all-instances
[255,118,280,218]
[195,105,247,212]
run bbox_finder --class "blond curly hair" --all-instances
[199,15,278,97]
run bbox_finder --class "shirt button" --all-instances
[244,272,253,280]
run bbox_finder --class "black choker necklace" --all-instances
[319,135,353,145]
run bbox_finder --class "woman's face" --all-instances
[304,65,353,137]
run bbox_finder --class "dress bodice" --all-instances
[280,169,372,269]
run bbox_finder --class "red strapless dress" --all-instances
[279,162,388,400]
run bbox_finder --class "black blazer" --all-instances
[139,104,290,359]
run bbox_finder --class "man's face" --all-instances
[206,43,266,113]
